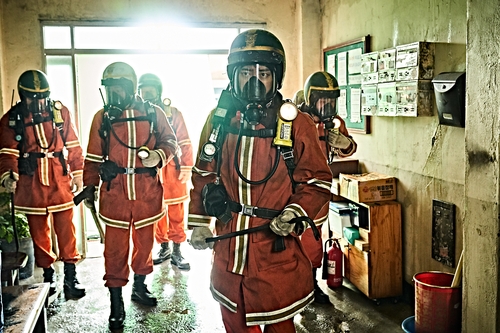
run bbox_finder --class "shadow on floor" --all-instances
[20,236,414,333]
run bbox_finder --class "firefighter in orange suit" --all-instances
[83,62,177,330]
[188,30,332,332]
[138,73,193,271]
[296,71,357,304]
[0,69,85,299]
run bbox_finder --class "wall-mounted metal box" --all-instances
[396,42,435,81]
[378,48,396,83]
[432,72,466,127]
[396,80,433,117]
[377,82,397,116]
[361,85,377,116]
[361,51,379,85]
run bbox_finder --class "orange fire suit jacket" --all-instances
[0,102,83,214]
[83,97,177,229]
[188,94,332,326]
[159,105,193,205]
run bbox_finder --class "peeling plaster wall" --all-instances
[321,0,467,283]
[0,0,319,112]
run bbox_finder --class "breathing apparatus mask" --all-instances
[309,93,339,129]
[102,80,134,117]
[23,97,50,123]
[231,63,277,126]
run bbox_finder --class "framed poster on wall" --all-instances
[324,35,371,134]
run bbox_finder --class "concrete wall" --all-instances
[0,0,321,112]
[321,0,467,281]
[322,0,500,330]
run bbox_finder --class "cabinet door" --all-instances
[347,244,370,297]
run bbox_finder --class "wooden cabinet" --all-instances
[330,200,402,300]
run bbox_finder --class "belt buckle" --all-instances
[124,167,135,175]
[241,204,256,217]
[46,152,55,158]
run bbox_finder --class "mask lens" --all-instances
[312,95,338,121]
[106,86,129,109]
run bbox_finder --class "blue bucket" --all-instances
[402,316,415,333]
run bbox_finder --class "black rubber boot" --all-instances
[313,268,332,305]
[171,242,190,271]
[109,287,125,330]
[43,266,57,296]
[63,262,86,298]
[131,274,157,306]
[153,242,172,265]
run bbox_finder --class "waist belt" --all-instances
[228,201,280,219]
[23,151,63,158]
[118,167,157,176]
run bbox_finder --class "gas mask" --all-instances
[24,98,49,123]
[140,86,160,105]
[232,64,276,125]
[311,96,338,128]
[105,85,132,117]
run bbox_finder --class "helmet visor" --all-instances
[233,64,276,105]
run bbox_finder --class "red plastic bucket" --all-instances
[413,271,461,333]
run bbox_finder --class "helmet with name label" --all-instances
[227,29,286,109]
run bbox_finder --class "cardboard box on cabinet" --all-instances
[339,172,396,203]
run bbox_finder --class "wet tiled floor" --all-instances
[19,233,414,332]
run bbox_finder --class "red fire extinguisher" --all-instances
[322,238,343,289]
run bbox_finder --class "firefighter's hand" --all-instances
[3,174,19,193]
[178,169,192,184]
[270,210,299,237]
[190,227,214,250]
[142,150,161,168]
[327,130,352,149]
[71,175,83,193]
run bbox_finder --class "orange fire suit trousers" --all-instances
[27,209,80,268]
[103,223,154,288]
[154,202,186,244]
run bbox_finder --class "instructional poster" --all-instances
[323,36,371,134]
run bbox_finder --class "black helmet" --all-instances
[138,73,162,105]
[227,29,285,112]
[304,71,340,120]
[18,70,50,100]
[101,62,137,110]
[18,70,51,115]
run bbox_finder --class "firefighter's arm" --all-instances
[150,106,178,168]
[286,113,332,220]
[172,109,194,183]
[61,106,85,188]
[0,111,21,180]
[83,110,105,187]
[188,110,218,230]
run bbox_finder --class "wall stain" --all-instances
[467,149,496,167]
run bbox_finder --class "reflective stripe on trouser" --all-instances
[27,209,80,268]
[104,223,154,288]
[154,202,186,244]
[220,304,296,333]
[300,224,324,268]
